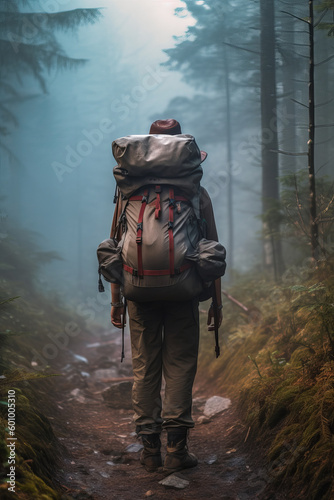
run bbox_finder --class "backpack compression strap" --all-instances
[123,263,192,276]
[125,187,191,278]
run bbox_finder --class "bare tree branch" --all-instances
[316,161,330,175]
[314,8,328,28]
[315,97,334,108]
[315,194,334,223]
[316,54,334,66]
[222,41,260,56]
[281,10,309,24]
[271,149,308,156]
[291,98,308,108]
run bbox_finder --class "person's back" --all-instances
[109,119,224,473]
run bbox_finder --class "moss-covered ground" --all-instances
[0,276,92,499]
[198,257,334,499]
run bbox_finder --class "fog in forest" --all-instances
[2,2,334,498]
[1,0,333,307]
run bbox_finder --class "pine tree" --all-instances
[162,0,259,275]
[0,0,102,146]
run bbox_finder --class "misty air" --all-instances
[1,1,334,499]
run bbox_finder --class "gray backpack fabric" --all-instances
[97,237,123,291]
[119,185,204,301]
[112,134,203,200]
[186,238,227,282]
[97,134,226,302]
[112,134,205,302]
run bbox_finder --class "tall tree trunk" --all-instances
[223,42,234,275]
[308,0,319,259]
[260,0,284,279]
[279,11,298,174]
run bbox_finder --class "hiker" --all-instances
[108,119,223,473]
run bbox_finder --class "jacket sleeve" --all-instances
[200,187,219,241]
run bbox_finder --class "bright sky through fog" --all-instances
[101,0,195,62]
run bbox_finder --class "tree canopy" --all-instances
[0,1,102,142]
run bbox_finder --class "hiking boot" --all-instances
[140,433,162,472]
[163,427,198,473]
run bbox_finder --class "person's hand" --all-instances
[111,306,125,329]
[207,305,223,331]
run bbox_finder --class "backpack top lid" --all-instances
[112,134,204,199]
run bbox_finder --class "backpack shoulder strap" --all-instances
[111,194,128,240]
[191,187,206,238]
[191,189,201,221]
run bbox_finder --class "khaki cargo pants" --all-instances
[127,298,199,435]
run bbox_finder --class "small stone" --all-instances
[159,473,190,489]
[203,396,231,417]
[197,415,211,425]
[145,491,154,497]
[205,454,217,465]
[99,471,110,478]
[69,388,86,403]
[126,442,143,453]
[72,353,89,364]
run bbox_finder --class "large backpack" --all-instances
[112,134,205,302]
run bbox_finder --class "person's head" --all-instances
[149,119,182,135]
[149,118,207,162]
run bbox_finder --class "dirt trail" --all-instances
[49,329,288,500]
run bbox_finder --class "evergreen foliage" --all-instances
[280,173,334,259]
[317,0,334,35]
[0,1,102,140]
[163,0,334,273]
[162,0,259,141]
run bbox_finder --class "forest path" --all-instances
[50,329,287,500]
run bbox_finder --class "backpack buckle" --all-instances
[168,221,174,229]
[136,222,143,244]
[169,198,175,207]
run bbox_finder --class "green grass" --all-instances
[198,257,334,499]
